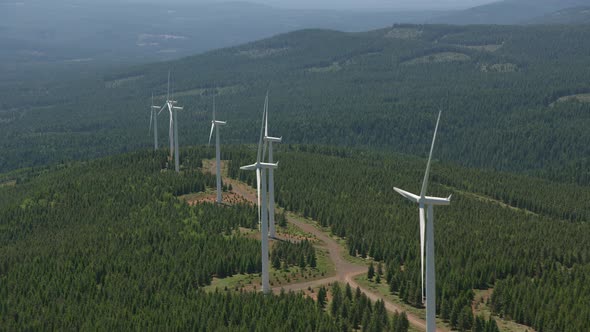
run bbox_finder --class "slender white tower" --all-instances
[156,71,183,172]
[262,92,282,238]
[393,111,451,332]
[150,94,159,150]
[240,97,278,294]
[209,96,227,204]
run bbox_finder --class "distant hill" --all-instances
[430,0,589,24]
[1,24,590,185]
[527,6,590,25]
[0,1,442,81]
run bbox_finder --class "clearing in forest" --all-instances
[403,52,470,65]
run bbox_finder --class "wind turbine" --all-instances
[240,96,278,294]
[149,94,159,150]
[261,92,281,238]
[208,96,226,204]
[156,71,183,172]
[393,111,451,332]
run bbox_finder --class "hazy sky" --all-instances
[253,0,498,10]
[119,0,499,10]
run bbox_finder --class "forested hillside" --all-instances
[0,147,419,331]
[227,145,590,331]
[1,24,590,186]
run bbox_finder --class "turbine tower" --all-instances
[240,96,278,294]
[262,92,281,238]
[156,71,183,172]
[149,94,159,150]
[393,111,451,332]
[208,96,226,204]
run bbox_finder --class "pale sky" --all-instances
[119,0,499,11]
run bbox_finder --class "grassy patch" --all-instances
[156,85,243,99]
[462,44,503,52]
[307,62,342,73]
[0,180,16,187]
[552,93,590,105]
[480,63,518,73]
[238,47,288,58]
[403,52,470,65]
[385,28,422,39]
[104,75,144,88]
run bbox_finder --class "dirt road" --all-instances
[205,159,443,332]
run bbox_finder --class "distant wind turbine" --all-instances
[393,111,451,332]
[209,96,226,204]
[240,95,278,294]
[261,92,281,238]
[149,93,159,150]
[156,71,183,172]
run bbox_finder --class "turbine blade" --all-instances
[420,110,442,198]
[256,94,266,163]
[265,94,269,138]
[256,168,261,226]
[213,95,216,122]
[167,70,170,101]
[419,203,426,303]
[149,94,154,134]
[208,123,215,146]
[157,104,166,115]
[149,110,153,134]
[262,93,268,161]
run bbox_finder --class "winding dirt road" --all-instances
[203,159,444,332]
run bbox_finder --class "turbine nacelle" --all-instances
[264,136,282,143]
[393,187,451,206]
[240,161,279,171]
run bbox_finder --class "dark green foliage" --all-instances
[391,311,409,332]
[229,145,590,330]
[2,25,590,188]
[277,211,288,228]
[325,283,394,331]
[0,148,282,329]
[317,286,327,309]
[368,262,375,280]
[270,239,316,270]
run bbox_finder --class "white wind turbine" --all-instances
[240,96,278,294]
[149,94,159,150]
[393,111,451,332]
[208,96,226,204]
[155,71,183,172]
[261,92,281,238]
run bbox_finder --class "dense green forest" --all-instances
[1,24,590,186]
[227,145,590,331]
[0,147,418,331]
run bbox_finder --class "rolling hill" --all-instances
[0,0,443,82]
[430,0,589,24]
[1,24,589,186]
[527,6,590,25]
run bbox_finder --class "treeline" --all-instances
[228,145,590,331]
[271,240,316,269]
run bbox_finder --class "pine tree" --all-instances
[317,286,327,309]
[345,283,353,301]
[331,283,343,316]
[368,262,375,281]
